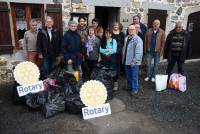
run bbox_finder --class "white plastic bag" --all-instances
[155,74,168,91]
[169,73,187,92]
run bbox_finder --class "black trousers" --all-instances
[166,56,184,77]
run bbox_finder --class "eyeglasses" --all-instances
[31,25,37,26]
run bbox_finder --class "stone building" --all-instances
[0,0,200,56]
[0,0,200,83]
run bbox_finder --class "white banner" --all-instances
[17,81,44,97]
[82,103,111,120]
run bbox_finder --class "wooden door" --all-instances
[187,11,200,58]
[0,2,13,54]
[147,9,167,31]
[46,4,63,35]
[11,3,44,49]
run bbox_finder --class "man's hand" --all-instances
[130,62,135,67]
[67,59,72,64]
[38,54,43,59]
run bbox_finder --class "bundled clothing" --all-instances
[164,29,190,76]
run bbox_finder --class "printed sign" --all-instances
[80,80,111,120]
[17,81,44,97]
[82,103,111,120]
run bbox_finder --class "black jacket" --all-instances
[61,30,82,66]
[164,29,191,62]
[37,27,61,57]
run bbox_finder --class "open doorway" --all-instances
[95,6,120,29]
[187,11,200,59]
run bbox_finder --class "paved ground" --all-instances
[0,61,200,134]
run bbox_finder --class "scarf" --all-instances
[86,35,95,56]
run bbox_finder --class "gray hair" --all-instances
[68,20,78,26]
[175,21,183,28]
[46,16,54,22]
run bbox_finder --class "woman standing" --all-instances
[23,19,39,65]
[84,26,100,79]
[77,17,88,44]
[100,28,118,90]
[112,22,125,90]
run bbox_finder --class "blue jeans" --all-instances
[125,65,139,91]
[146,52,160,78]
[42,56,54,76]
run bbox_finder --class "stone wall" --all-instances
[60,0,200,34]
[0,57,21,84]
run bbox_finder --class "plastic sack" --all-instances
[90,64,114,100]
[169,73,187,92]
[155,74,168,91]
[64,81,84,114]
[42,87,66,118]
[12,81,26,105]
[25,91,48,109]
[48,67,66,86]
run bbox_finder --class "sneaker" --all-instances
[113,82,118,91]
[130,90,138,96]
[151,78,155,82]
[144,77,149,81]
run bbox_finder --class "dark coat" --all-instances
[112,32,125,54]
[37,27,61,58]
[61,30,82,66]
[164,29,191,62]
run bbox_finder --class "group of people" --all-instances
[23,15,190,96]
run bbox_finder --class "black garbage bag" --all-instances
[12,81,26,105]
[42,87,66,118]
[91,63,117,79]
[48,67,66,86]
[64,80,85,114]
[65,94,85,114]
[90,64,115,100]
[25,91,48,109]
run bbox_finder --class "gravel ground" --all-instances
[0,61,200,134]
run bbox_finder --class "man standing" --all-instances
[144,19,165,82]
[37,16,61,77]
[23,19,38,64]
[130,15,147,42]
[61,20,82,76]
[164,22,190,76]
[122,25,143,95]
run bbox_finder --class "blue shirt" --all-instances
[100,39,117,55]
[150,31,157,52]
